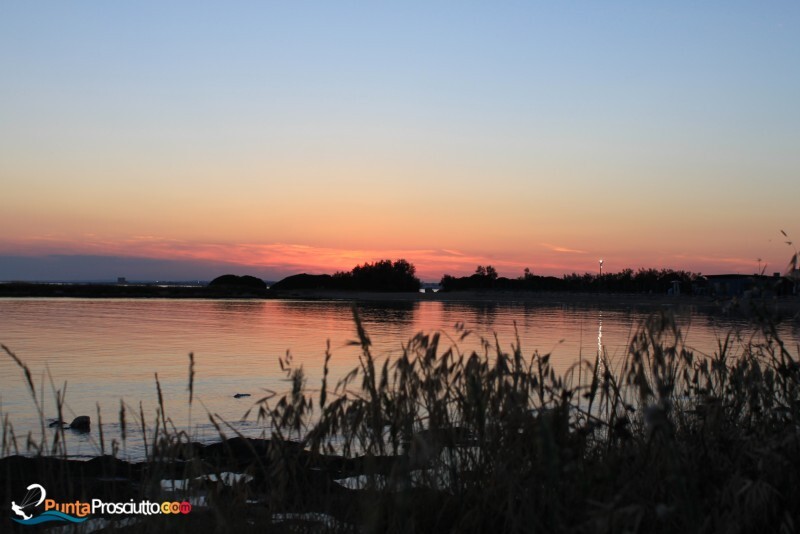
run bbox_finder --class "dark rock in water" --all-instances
[233,393,251,398]
[69,415,91,432]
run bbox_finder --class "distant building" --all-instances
[669,280,681,296]
[117,277,127,284]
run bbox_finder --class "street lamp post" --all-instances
[599,259,604,276]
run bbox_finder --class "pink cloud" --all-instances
[2,235,791,280]
[540,243,588,254]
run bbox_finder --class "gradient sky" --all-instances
[1,2,798,281]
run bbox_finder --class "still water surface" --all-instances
[1,298,796,458]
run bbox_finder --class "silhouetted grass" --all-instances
[1,308,799,532]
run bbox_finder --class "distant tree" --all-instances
[442,265,701,294]
[465,265,497,289]
[392,259,416,279]
[440,274,457,291]
[339,259,421,292]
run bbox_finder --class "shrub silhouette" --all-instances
[271,259,421,292]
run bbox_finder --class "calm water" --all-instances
[1,298,796,459]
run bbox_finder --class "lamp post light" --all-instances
[599,259,604,276]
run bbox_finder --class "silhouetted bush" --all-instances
[441,266,700,294]
[270,260,421,292]
[268,273,334,291]
[207,274,267,290]
[333,259,421,292]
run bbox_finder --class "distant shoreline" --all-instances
[1,282,798,317]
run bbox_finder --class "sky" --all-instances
[1,2,798,282]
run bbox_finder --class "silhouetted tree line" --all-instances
[333,259,421,291]
[271,259,421,292]
[440,266,700,294]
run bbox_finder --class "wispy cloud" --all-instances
[2,235,787,280]
[540,243,588,254]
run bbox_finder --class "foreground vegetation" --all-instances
[2,309,800,532]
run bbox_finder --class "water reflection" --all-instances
[210,300,266,313]
[273,299,350,320]
[598,312,603,360]
[353,301,417,326]
[596,311,608,379]
[440,301,504,331]
[350,302,419,353]
[270,300,419,352]
[0,298,798,460]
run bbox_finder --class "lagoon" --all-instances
[0,297,796,459]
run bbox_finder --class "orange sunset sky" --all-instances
[1,3,798,281]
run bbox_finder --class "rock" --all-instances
[69,416,91,432]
